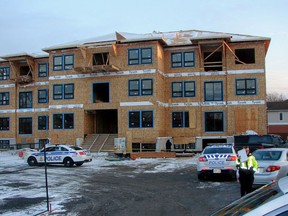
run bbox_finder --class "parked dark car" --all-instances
[234,134,287,152]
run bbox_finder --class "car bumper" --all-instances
[198,169,236,176]
[253,172,280,185]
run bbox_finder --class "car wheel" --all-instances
[198,173,205,180]
[64,158,74,167]
[27,157,38,166]
[76,162,84,166]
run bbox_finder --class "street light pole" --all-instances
[43,144,49,212]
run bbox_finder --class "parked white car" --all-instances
[253,148,288,186]
[211,176,288,216]
[27,144,92,167]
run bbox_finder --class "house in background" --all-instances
[0,30,271,152]
[267,101,288,140]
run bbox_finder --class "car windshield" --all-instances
[204,147,233,154]
[253,151,282,161]
[211,182,283,216]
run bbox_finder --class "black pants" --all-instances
[239,169,254,197]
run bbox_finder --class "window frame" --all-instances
[128,79,153,96]
[38,89,48,104]
[0,67,10,81]
[204,111,224,132]
[0,92,9,105]
[172,81,196,98]
[235,78,257,96]
[19,117,32,134]
[53,84,74,100]
[204,81,223,101]
[38,63,48,77]
[172,111,189,128]
[38,115,49,130]
[128,48,152,65]
[53,113,74,130]
[171,51,195,68]
[53,54,74,71]
[0,117,9,130]
[128,110,153,128]
[19,91,33,109]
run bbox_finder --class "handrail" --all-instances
[88,134,99,151]
[98,134,110,153]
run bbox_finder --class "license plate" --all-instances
[213,169,221,173]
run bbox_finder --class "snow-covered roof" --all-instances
[42,30,271,51]
[0,52,48,60]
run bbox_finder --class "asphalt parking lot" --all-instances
[0,152,240,216]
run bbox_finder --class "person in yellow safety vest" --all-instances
[236,146,258,197]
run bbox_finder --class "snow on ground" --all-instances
[0,150,199,215]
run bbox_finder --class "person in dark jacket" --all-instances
[166,139,172,152]
[236,146,258,197]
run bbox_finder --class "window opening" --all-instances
[93,53,109,65]
[93,83,109,103]
[235,49,255,64]
[204,51,222,71]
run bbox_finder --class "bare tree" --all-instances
[266,92,287,102]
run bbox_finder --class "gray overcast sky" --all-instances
[0,0,287,96]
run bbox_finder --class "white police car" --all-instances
[197,144,237,180]
[27,144,92,167]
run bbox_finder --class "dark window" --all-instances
[93,83,110,103]
[129,79,153,96]
[235,48,255,64]
[53,55,74,71]
[20,66,30,76]
[142,111,153,127]
[204,81,223,101]
[0,140,10,149]
[38,63,48,77]
[19,117,32,134]
[0,117,9,130]
[236,79,256,95]
[129,111,153,128]
[172,111,189,128]
[53,113,74,129]
[38,116,48,130]
[280,113,283,121]
[38,89,48,103]
[205,112,224,132]
[93,53,109,65]
[0,67,10,80]
[128,48,152,65]
[53,84,74,100]
[171,51,195,68]
[0,92,9,105]
[172,81,195,98]
[19,92,33,108]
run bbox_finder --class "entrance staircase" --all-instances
[81,134,117,153]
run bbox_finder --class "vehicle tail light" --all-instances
[226,155,237,161]
[76,151,85,155]
[260,146,264,149]
[199,156,208,162]
[266,166,280,172]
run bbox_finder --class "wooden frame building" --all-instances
[0,30,271,152]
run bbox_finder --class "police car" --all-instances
[197,144,237,180]
[27,144,92,167]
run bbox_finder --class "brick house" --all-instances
[0,30,271,152]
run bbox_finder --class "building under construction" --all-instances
[0,30,271,153]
